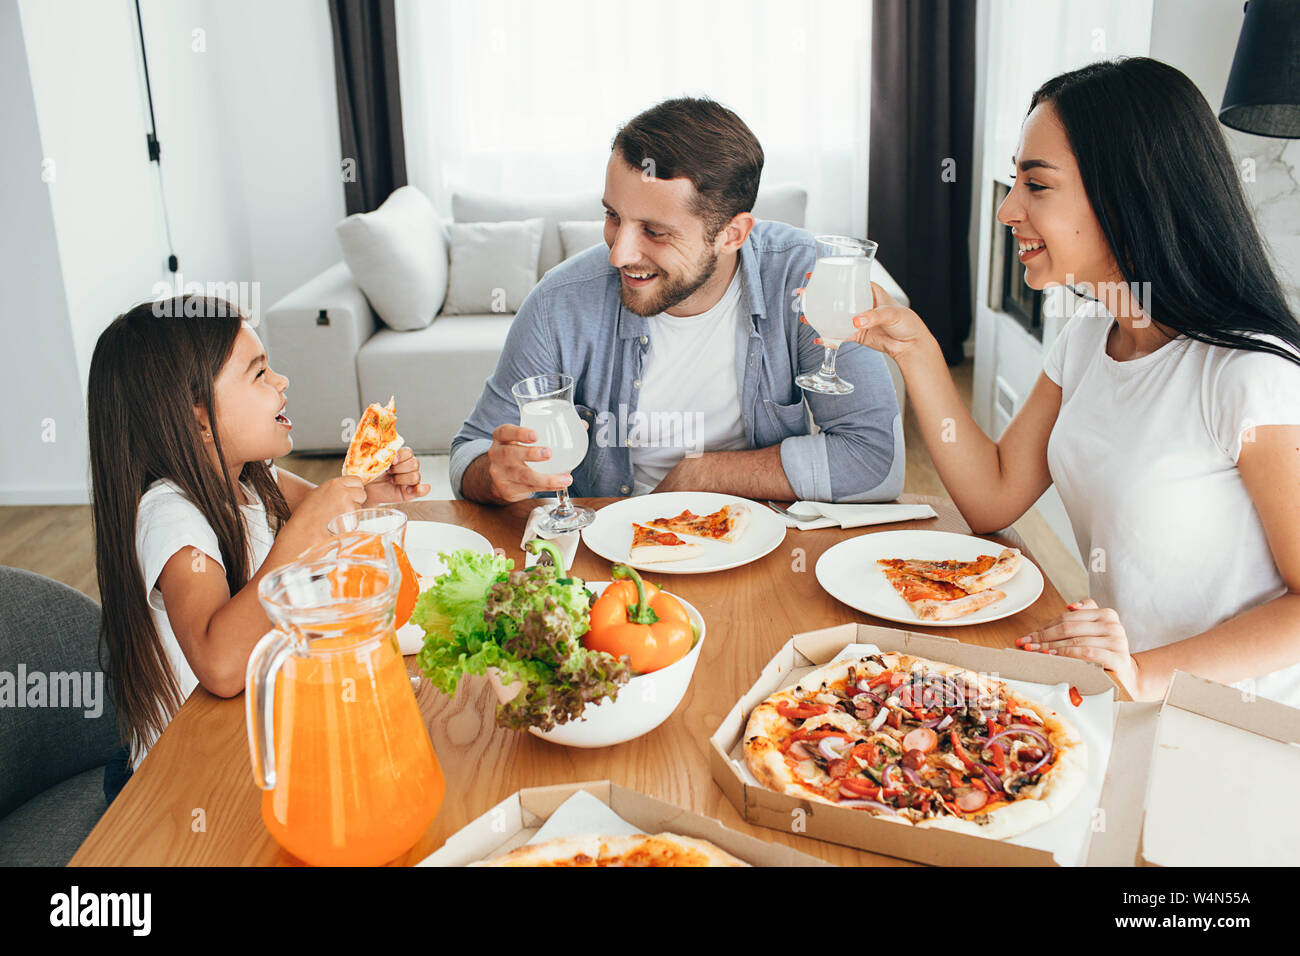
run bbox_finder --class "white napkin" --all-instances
[526,791,644,844]
[774,501,938,530]
[520,506,580,570]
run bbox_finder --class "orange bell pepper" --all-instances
[584,564,693,674]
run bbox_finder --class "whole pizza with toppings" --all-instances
[641,504,750,544]
[743,651,1086,839]
[470,833,749,867]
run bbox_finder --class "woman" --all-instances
[843,58,1300,703]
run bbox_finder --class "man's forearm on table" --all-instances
[655,444,796,499]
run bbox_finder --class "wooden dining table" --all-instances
[70,494,1070,867]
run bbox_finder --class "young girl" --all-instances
[88,296,430,793]
[839,58,1300,704]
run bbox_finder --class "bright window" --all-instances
[397,0,871,236]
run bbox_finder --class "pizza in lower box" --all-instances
[471,832,749,867]
[743,651,1086,840]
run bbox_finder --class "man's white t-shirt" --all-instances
[133,468,278,764]
[1044,300,1300,705]
[630,266,750,495]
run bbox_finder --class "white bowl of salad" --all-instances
[414,546,706,749]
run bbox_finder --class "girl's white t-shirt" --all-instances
[133,467,278,764]
[630,267,750,495]
[1044,300,1300,705]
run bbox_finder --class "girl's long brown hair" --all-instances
[89,297,291,760]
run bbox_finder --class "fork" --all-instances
[765,501,822,523]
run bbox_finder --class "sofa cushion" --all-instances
[751,184,808,229]
[336,185,447,331]
[442,218,545,315]
[357,315,516,451]
[452,190,604,275]
[559,220,607,260]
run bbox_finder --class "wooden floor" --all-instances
[0,360,1086,605]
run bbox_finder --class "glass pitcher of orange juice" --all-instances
[246,530,444,865]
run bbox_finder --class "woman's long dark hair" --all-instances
[88,296,291,759]
[1032,57,1300,366]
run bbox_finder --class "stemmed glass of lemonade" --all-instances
[512,373,594,534]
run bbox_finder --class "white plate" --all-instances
[396,521,496,654]
[580,492,786,575]
[815,529,1045,627]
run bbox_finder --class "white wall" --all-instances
[5,0,345,504]
[19,0,175,392]
[1149,0,1300,310]
[196,0,347,309]
[0,0,91,504]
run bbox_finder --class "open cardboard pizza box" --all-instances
[416,780,832,867]
[709,622,1123,867]
[1088,670,1300,867]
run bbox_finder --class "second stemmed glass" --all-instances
[512,373,594,534]
[796,236,879,395]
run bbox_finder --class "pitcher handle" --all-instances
[245,628,296,791]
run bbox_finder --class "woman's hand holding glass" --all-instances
[801,281,935,363]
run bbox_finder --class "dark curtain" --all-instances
[869,0,976,365]
[328,0,407,215]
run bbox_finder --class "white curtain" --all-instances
[396,0,871,236]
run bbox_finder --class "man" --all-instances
[452,97,904,504]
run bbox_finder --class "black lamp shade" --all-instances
[1219,0,1300,138]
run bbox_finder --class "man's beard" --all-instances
[618,246,719,317]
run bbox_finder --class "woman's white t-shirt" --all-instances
[1044,300,1300,705]
[133,468,278,764]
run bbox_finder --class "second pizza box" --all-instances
[708,622,1120,867]
[416,779,832,866]
[1088,670,1300,867]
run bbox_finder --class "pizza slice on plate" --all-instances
[629,523,704,564]
[641,504,751,544]
[877,564,1006,621]
[878,548,1021,594]
[342,396,404,483]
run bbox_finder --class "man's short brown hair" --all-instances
[612,97,764,239]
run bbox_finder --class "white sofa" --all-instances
[263,185,907,452]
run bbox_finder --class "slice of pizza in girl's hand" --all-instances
[342,396,405,483]
[742,651,1088,842]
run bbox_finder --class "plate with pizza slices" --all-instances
[580,491,786,574]
[815,529,1044,626]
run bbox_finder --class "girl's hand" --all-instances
[363,447,431,505]
[290,476,368,539]
[1017,599,1145,699]
[834,281,933,361]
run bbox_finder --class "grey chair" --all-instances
[0,566,122,865]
